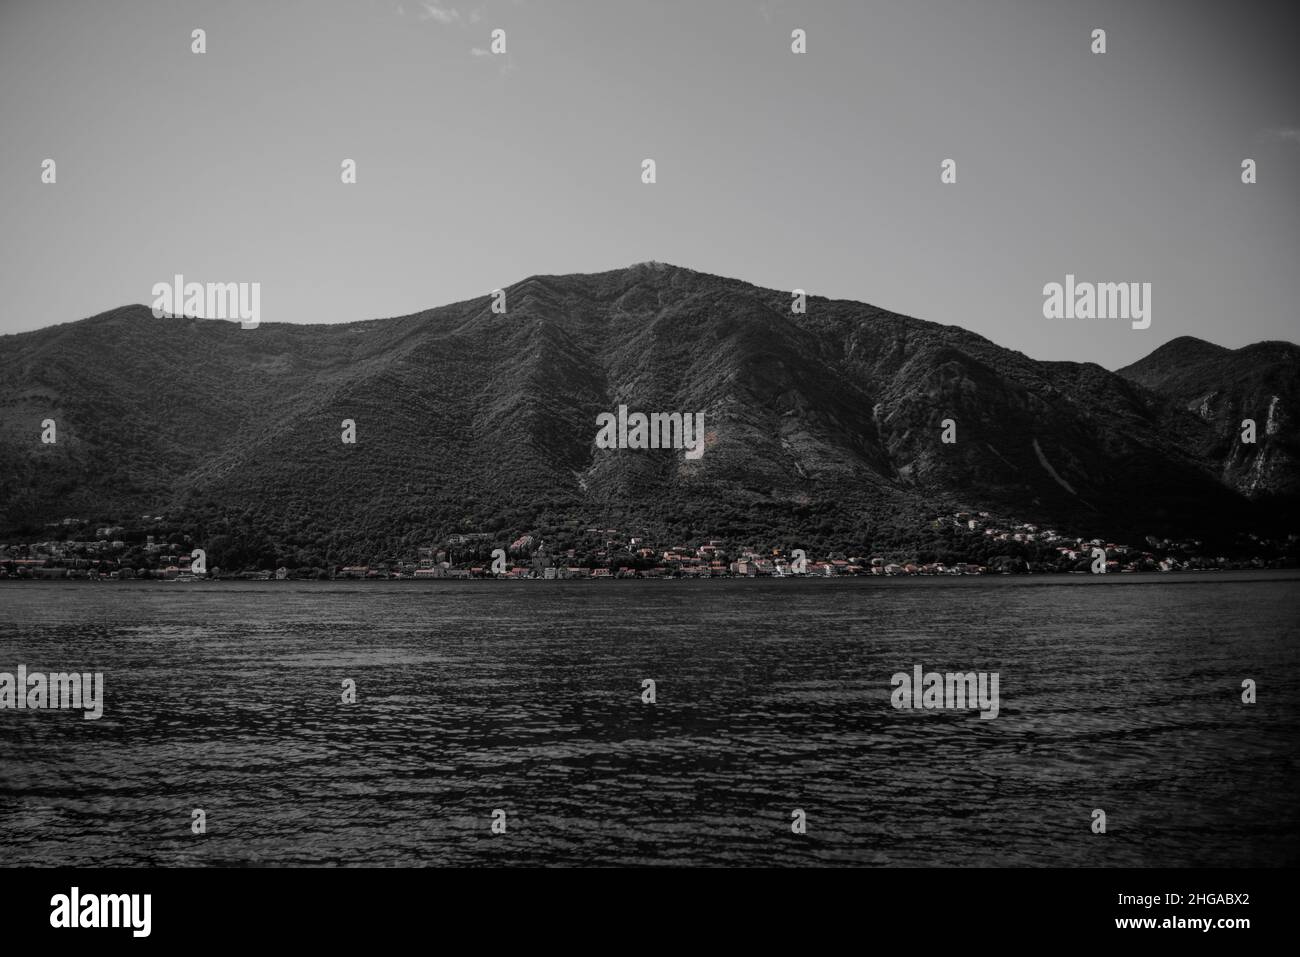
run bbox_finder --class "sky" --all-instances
[0,0,1297,368]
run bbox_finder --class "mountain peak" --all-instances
[1147,335,1229,359]
[1118,336,1228,382]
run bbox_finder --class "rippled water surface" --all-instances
[2,573,1297,866]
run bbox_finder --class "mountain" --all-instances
[1117,336,1300,498]
[0,263,1295,565]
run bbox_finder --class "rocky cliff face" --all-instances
[1118,336,1299,498]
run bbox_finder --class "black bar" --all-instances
[0,866,1276,945]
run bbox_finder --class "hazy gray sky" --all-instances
[1,0,1296,368]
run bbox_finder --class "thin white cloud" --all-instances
[1264,127,1300,146]
[419,2,461,24]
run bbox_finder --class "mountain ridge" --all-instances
[4,259,1272,375]
[1,265,1295,565]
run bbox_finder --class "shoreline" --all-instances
[3,567,1298,585]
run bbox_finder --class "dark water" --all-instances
[1,572,1297,867]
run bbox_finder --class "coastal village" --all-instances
[0,510,1287,581]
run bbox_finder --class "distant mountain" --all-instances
[0,263,1294,563]
[1117,336,1300,498]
